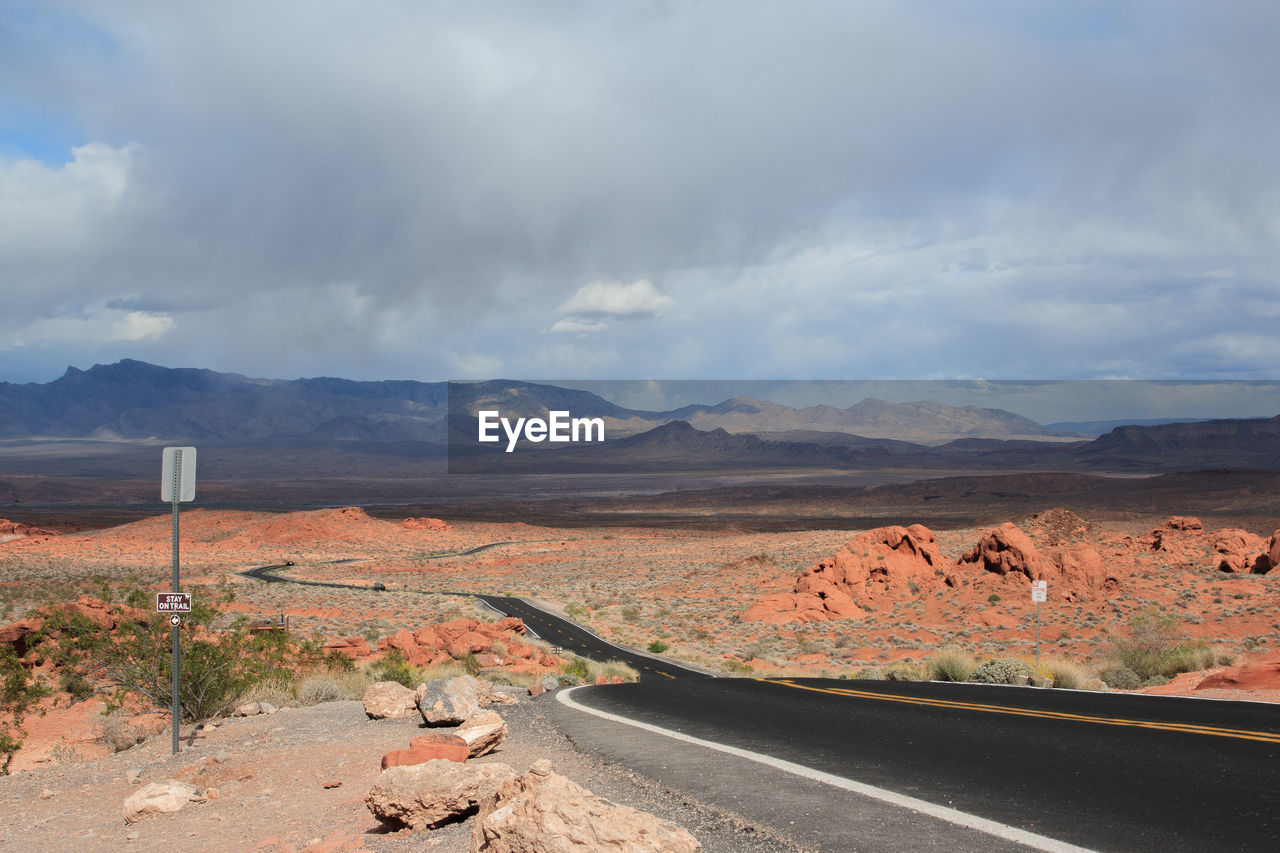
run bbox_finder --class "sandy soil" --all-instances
[0,692,799,853]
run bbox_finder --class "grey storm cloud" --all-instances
[1,1,1277,383]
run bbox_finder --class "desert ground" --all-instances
[3,497,1280,851]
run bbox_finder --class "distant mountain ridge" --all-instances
[1,360,1073,443]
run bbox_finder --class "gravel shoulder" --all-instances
[1,688,804,853]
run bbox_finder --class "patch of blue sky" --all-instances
[0,3,122,163]
[0,103,83,165]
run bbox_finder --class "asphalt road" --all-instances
[239,562,700,679]
[241,562,1280,850]
[564,676,1280,852]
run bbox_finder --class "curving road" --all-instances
[238,561,701,679]
[241,560,1280,850]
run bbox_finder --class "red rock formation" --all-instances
[740,525,942,624]
[957,523,1055,580]
[1211,528,1267,573]
[401,517,452,532]
[1196,654,1280,691]
[0,519,59,539]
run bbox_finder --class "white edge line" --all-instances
[556,686,1098,853]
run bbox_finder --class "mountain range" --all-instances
[2,361,1277,475]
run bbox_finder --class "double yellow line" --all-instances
[765,679,1280,744]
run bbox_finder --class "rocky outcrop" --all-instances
[401,517,452,532]
[472,759,701,852]
[1253,529,1280,575]
[123,780,204,823]
[416,675,482,726]
[381,733,470,769]
[365,759,517,831]
[457,710,507,758]
[1212,528,1267,573]
[1196,654,1280,691]
[0,519,58,540]
[958,523,1055,580]
[740,525,942,624]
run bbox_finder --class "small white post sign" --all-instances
[1031,580,1047,669]
[161,447,196,502]
[161,447,196,755]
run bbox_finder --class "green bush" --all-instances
[560,656,592,684]
[1111,608,1211,681]
[2,645,50,774]
[884,661,924,681]
[721,659,753,675]
[967,658,1032,684]
[1099,665,1141,690]
[927,648,976,682]
[370,649,419,688]
[647,640,669,654]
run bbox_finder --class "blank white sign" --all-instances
[161,447,197,502]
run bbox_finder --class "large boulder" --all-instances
[1212,528,1267,573]
[416,675,482,726]
[363,680,418,719]
[473,759,701,852]
[365,759,516,830]
[381,733,470,769]
[123,780,204,824]
[957,523,1055,580]
[457,710,507,758]
[1253,529,1280,574]
[740,525,942,623]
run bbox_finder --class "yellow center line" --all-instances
[763,679,1280,745]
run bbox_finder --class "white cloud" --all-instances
[556,279,673,319]
[4,307,174,350]
[547,318,609,335]
[0,142,144,256]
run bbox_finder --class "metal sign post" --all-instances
[1031,580,1047,669]
[161,447,196,754]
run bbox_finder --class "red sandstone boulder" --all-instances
[958,523,1055,580]
[381,733,469,769]
[1212,528,1266,573]
[1166,516,1203,532]
[1253,529,1280,574]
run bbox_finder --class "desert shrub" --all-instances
[1042,658,1089,690]
[417,659,470,682]
[1110,608,1209,681]
[884,661,925,682]
[370,649,418,688]
[721,659,754,675]
[558,656,638,686]
[44,591,300,723]
[237,678,296,709]
[296,674,346,705]
[559,656,592,684]
[851,667,883,680]
[987,593,1002,604]
[323,649,356,672]
[647,640,669,654]
[927,648,976,682]
[99,711,148,753]
[967,658,1032,684]
[1141,674,1169,688]
[2,644,50,774]
[1099,665,1141,690]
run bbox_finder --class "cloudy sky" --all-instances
[2,1,1277,386]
